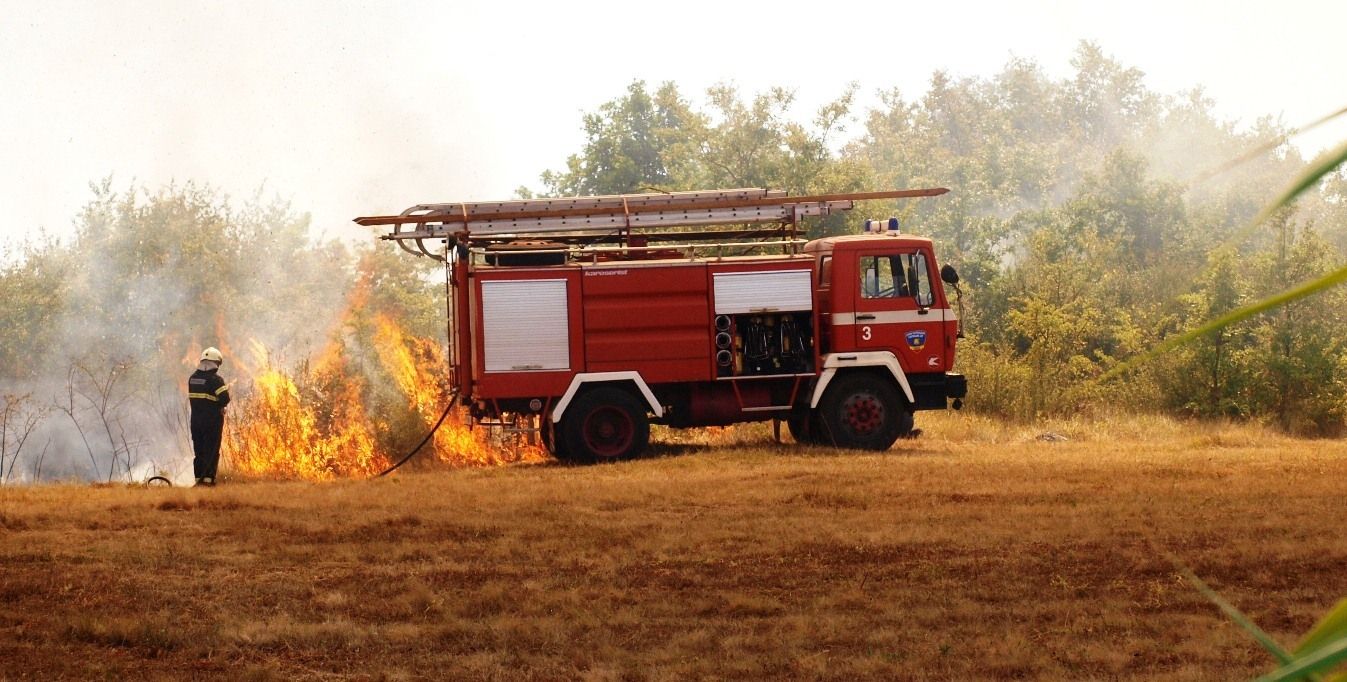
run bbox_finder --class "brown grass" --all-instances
[1,414,1344,680]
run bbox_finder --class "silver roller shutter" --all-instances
[713,270,812,314]
[481,279,570,372]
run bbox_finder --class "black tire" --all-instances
[787,411,820,445]
[560,387,650,463]
[896,409,916,438]
[818,373,909,451]
[541,417,576,461]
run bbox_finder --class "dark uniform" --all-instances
[188,366,231,482]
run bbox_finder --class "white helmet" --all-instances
[200,347,224,364]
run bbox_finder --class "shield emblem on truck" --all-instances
[905,330,927,351]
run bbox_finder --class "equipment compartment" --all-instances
[714,311,814,377]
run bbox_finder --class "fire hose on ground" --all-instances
[149,398,455,486]
[373,392,458,478]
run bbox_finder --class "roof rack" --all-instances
[356,187,948,260]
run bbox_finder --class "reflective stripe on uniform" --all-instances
[215,384,229,395]
[188,393,218,401]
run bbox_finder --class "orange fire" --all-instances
[372,314,478,465]
[224,341,385,480]
[369,314,547,467]
[219,308,541,481]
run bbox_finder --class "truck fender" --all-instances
[551,372,664,423]
[809,352,915,408]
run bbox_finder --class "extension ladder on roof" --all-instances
[355,187,947,260]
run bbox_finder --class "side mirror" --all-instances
[940,264,960,285]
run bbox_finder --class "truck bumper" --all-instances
[945,372,967,400]
[909,372,967,410]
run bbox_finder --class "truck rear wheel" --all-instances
[560,387,650,463]
[787,411,821,445]
[818,373,909,451]
[541,418,572,461]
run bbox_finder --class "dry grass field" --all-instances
[2,414,1346,681]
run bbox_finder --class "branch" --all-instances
[56,366,101,479]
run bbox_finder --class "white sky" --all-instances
[3,0,1345,253]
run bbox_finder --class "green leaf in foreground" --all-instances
[1171,563,1347,681]
[1252,137,1347,228]
[1255,637,1347,682]
[1172,563,1293,665]
[1296,599,1347,658]
[1192,105,1347,185]
[1199,122,1347,262]
[1205,137,1347,263]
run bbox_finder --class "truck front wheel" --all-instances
[560,387,650,462]
[818,374,909,451]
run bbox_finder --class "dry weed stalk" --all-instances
[53,357,142,482]
[0,392,48,483]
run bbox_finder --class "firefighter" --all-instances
[188,347,231,486]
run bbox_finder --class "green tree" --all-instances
[1249,220,1347,434]
[1165,251,1254,417]
[0,237,72,380]
[540,81,704,197]
[531,81,869,236]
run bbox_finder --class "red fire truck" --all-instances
[356,188,966,461]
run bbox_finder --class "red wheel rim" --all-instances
[841,392,885,435]
[582,406,633,458]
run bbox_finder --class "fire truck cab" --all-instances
[357,188,967,462]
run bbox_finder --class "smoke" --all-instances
[0,182,360,485]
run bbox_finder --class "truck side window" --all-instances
[859,256,888,298]
[861,253,932,303]
[819,256,832,289]
[859,255,909,299]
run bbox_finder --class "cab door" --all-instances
[851,248,946,373]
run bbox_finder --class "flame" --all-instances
[218,302,545,481]
[211,245,554,481]
[371,314,534,467]
[223,342,385,480]
[179,340,201,371]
